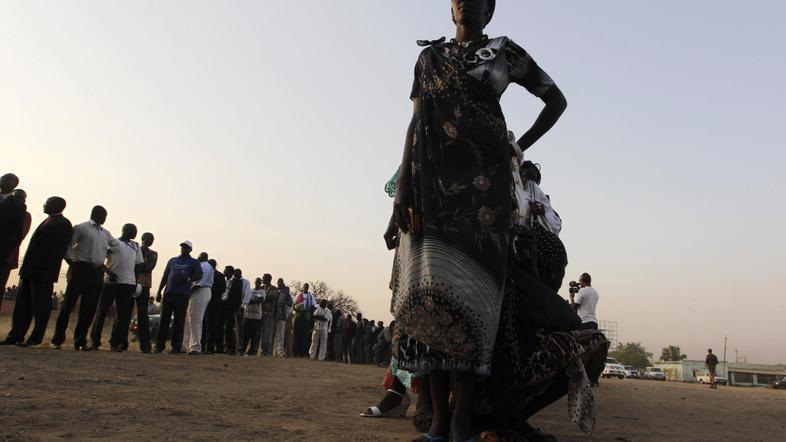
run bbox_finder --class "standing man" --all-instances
[0,197,72,346]
[293,283,315,357]
[52,205,114,351]
[221,267,250,355]
[570,272,600,330]
[1,190,32,315]
[134,232,158,353]
[705,349,720,389]
[241,277,264,356]
[353,313,366,363]
[203,258,225,354]
[330,308,343,362]
[259,273,278,356]
[0,174,27,311]
[273,278,292,358]
[343,313,356,363]
[155,241,202,354]
[309,299,332,361]
[90,223,144,351]
[181,252,214,354]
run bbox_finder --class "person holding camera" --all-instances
[569,273,599,330]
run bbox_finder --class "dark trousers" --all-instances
[156,292,189,352]
[203,301,221,353]
[6,278,54,345]
[90,283,134,349]
[241,318,261,355]
[332,333,344,362]
[293,315,308,357]
[134,288,152,352]
[342,336,353,363]
[221,305,239,354]
[579,321,599,330]
[52,263,103,347]
[0,263,12,314]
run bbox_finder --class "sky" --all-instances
[1,1,785,363]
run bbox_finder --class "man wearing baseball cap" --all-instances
[155,241,202,353]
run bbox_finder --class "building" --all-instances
[655,360,786,387]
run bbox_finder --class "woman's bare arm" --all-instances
[517,85,567,151]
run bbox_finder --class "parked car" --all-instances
[770,377,786,389]
[696,372,728,385]
[644,367,667,381]
[603,358,626,379]
[130,314,169,342]
[624,366,640,379]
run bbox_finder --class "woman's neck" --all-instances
[455,24,484,43]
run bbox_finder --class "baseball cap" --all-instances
[180,240,193,250]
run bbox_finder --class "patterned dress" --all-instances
[391,36,555,375]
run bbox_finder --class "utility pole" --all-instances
[723,335,728,363]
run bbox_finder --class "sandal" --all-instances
[361,392,411,417]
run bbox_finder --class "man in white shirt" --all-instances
[570,273,599,330]
[309,299,332,361]
[182,252,214,354]
[89,223,144,351]
[52,205,116,351]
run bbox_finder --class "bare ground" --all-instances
[0,318,785,441]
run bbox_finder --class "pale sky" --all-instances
[2,1,784,363]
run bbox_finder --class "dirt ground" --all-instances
[1,317,785,441]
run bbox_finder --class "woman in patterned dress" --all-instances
[389,1,568,440]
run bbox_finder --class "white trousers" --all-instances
[274,320,287,357]
[181,287,211,353]
[309,329,328,361]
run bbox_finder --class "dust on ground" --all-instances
[1,319,784,441]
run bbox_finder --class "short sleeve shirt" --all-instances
[575,286,599,324]
[164,256,202,295]
[410,37,555,100]
[105,239,144,285]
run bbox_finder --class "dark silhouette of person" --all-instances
[1,197,72,346]
[90,223,143,351]
[218,265,236,354]
[1,189,32,315]
[155,241,202,354]
[202,258,225,354]
[134,232,157,352]
[52,205,114,351]
[0,173,26,310]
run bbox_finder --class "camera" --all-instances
[568,281,580,294]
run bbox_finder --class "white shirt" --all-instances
[67,220,117,266]
[517,181,562,234]
[312,306,333,333]
[575,286,599,324]
[104,238,144,285]
[194,261,214,288]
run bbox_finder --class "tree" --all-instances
[660,345,687,362]
[609,342,651,369]
[288,279,359,317]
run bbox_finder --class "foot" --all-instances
[0,339,20,346]
[188,351,200,355]
[28,343,52,349]
[154,348,164,354]
[75,345,92,352]
[520,423,558,442]
[111,346,124,352]
[51,343,62,350]
[169,349,181,354]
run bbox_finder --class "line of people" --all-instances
[0,172,396,363]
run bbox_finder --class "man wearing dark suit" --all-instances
[202,258,225,354]
[0,173,27,311]
[0,197,73,346]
